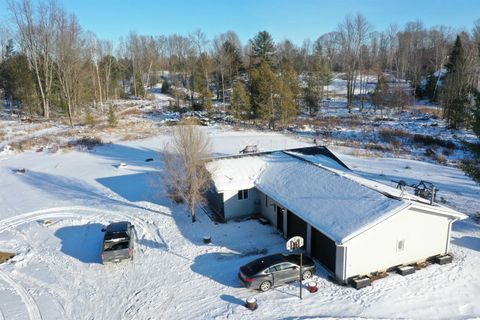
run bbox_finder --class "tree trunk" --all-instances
[191,205,196,223]
[95,62,104,111]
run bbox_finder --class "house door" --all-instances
[276,206,284,234]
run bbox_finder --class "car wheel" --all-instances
[259,281,272,292]
[302,270,312,280]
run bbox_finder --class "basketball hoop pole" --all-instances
[286,236,304,300]
[300,252,303,300]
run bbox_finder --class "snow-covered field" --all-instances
[0,125,479,320]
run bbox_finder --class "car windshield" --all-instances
[105,231,129,241]
[104,241,129,251]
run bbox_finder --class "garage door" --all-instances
[287,210,307,241]
[311,227,336,273]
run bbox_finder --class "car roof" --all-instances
[242,254,288,273]
[105,221,131,233]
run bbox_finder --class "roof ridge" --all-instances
[282,150,405,203]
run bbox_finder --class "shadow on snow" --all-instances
[54,223,104,263]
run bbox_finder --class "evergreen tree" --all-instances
[249,62,281,128]
[249,31,276,68]
[278,58,300,125]
[249,62,297,129]
[221,40,243,81]
[473,90,480,138]
[0,53,37,115]
[278,79,297,128]
[161,79,171,94]
[108,104,117,127]
[424,75,439,103]
[303,55,332,115]
[204,88,213,116]
[231,81,251,120]
[279,58,300,103]
[442,35,470,129]
[372,74,389,113]
[85,107,95,127]
[131,72,145,97]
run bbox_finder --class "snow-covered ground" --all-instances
[0,126,479,319]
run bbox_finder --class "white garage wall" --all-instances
[223,188,260,220]
[344,206,450,279]
[260,193,277,225]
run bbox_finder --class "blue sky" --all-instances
[1,0,479,45]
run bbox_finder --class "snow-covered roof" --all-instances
[206,154,266,191]
[254,152,407,243]
[207,147,467,244]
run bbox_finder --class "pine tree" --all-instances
[442,35,470,129]
[231,81,251,120]
[279,58,300,103]
[278,79,297,128]
[424,75,439,103]
[161,79,171,94]
[204,88,213,116]
[108,104,117,127]
[249,62,297,129]
[0,53,37,115]
[85,107,95,127]
[249,62,281,128]
[372,74,389,113]
[278,58,300,125]
[249,31,276,68]
[473,90,480,137]
[131,72,145,97]
[303,55,332,115]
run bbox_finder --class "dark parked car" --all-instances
[238,253,316,292]
[101,221,135,263]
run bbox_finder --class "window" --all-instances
[237,189,249,200]
[277,263,295,271]
[267,266,278,273]
[397,239,405,252]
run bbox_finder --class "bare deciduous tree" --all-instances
[8,0,58,119]
[163,120,211,223]
[54,10,83,126]
[336,13,372,112]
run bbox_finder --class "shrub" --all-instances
[413,134,456,149]
[68,136,103,149]
[85,108,95,127]
[461,160,480,183]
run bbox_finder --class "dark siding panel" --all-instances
[276,206,284,234]
[311,227,336,273]
[206,185,224,219]
[287,210,307,241]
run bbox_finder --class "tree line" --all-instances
[1,0,480,134]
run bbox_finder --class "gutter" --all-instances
[445,219,454,254]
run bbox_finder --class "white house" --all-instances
[205,146,467,284]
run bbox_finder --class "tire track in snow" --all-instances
[0,206,169,250]
[0,270,42,320]
[0,206,174,320]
